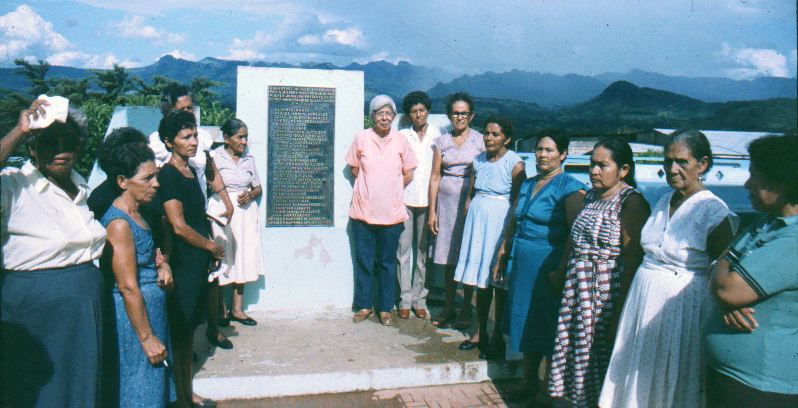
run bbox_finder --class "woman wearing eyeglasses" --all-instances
[347,95,418,326]
[428,92,486,329]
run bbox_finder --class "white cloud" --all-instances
[108,15,186,45]
[354,51,410,65]
[0,5,72,62]
[220,11,365,62]
[323,28,363,47]
[720,43,791,79]
[47,51,141,69]
[162,50,196,61]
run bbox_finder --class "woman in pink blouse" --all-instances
[347,95,418,326]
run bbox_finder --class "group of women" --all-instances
[348,91,797,408]
[0,89,265,407]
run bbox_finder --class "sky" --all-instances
[1,0,796,80]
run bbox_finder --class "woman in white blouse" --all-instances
[211,118,264,326]
[599,130,738,408]
[0,98,107,407]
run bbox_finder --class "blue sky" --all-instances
[2,0,796,80]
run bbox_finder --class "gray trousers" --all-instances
[396,205,430,309]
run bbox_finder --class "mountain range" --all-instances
[0,57,795,136]
[1,56,795,107]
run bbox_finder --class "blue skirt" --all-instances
[103,279,176,407]
[1,262,104,408]
[503,237,565,355]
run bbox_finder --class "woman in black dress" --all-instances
[157,110,223,408]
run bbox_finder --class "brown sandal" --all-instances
[353,309,373,323]
[379,312,393,326]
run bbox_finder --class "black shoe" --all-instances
[192,398,218,408]
[206,333,233,349]
[217,316,230,327]
[458,339,487,351]
[229,315,257,326]
[480,336,507,360]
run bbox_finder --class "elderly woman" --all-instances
[495,133,585,404]
[147,83,233,350]
[211,118,264,326]
[599,130,738,408]
[704,134,798,407]
[428,92,486,328]
[347,95,418,326]
[157,110,223,408]
[97,128,176,407]
[454,116,525,355]
[396,91,442,319]
[548,137,650,408]
[1,98,107,407]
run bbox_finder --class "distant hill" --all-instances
[1,59,794,135]
[595,68,797,102]
[427,70,607,107]
[553,81,795,134]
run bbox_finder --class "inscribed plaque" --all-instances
[267,86,335,226]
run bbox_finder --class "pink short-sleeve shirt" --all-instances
[346,128,418,225]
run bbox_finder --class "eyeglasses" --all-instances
[450,111,471,117]
[374,111,394,119]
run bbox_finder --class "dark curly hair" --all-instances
[97,127,155,193]
[402,91,432,114]
[664,129,714,172]
[483,115,514,143]
[158,110,196,150]
[748,134,798,204]
[594,136,637,188]
[159,83,193,115]
[446,92,474,116]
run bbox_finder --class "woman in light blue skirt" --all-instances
[454,116,525,356]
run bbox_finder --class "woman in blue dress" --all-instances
[493,134,585,404]
[454,116,525,354]
[97,128,176,407]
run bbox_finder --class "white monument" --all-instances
[236,67,364,310]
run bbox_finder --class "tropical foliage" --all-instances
[0,60,233,177]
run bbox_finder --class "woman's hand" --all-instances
[140,334,168,366]
[428,211,439,235]
[209,240,225,260]
[18,99,50,134]
[238,190,254,206]
[722,307,758,332]
[157,263,174,290]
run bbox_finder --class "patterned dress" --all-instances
[548,186,637,408]
[429,129,485,265]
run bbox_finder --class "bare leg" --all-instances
[205,279,228,343]
[491,287,507,338]
[230,283,250,319]
[469,286,493,343]
[432,264,457,326]
[170,332,197,408]
[455,282,475,329]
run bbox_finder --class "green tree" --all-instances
[48,77,92,106]
[13,58,50,97]
[92,64,140,104]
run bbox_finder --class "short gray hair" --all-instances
[369,95,396,118]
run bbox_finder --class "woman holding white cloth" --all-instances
[210,118,264,326]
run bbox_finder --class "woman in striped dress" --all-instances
[547,137,650,407]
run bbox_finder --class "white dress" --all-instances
[598,190,738,408]
[210,147,265,285]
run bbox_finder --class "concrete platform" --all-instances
[192,308,523,401]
